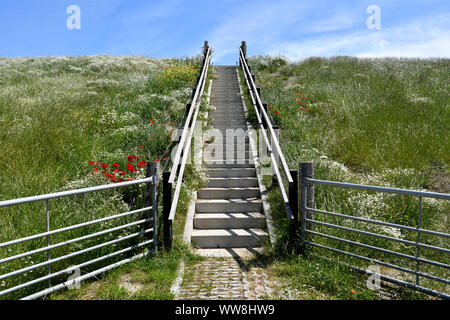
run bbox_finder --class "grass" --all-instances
[0,54,203,299]
[239,56,449,299]
[46,59,214,300]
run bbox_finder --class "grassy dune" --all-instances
[0,55,201,299]
[245,56,449,299]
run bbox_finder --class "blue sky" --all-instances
[0,0,449,64]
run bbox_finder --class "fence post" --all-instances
[204,41,209,55]
[288,169,299,247]
[146,161,160,251]
[272,125,279,186]
[241,41,247,57]
[299,162,314,252]
[163,171,173,250]
[415,197,423,285]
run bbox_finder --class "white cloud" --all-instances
[206,1,450,63]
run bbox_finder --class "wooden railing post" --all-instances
[299,162,314,252]
[163,171,172,250]
[272,125,279,186]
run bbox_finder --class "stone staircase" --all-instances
[191,66,268,256]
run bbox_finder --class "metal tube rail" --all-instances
[239,47,293,184]
[306,242,450,299]
[0,176,156,208]
[305,178,450,200]
[0,206,152,248]
[0,239,154,297]
[0,217,153,265]
[307,207,450,238]
[21,248,152,300]
[168,46,212,184]
[239,53,294,221]
[0,228,152,281]
[306,230,449,272]
[168,55,210,222]
[305,218,450,254]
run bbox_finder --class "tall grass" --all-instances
[244,56,449,298]
[0,54,201,299]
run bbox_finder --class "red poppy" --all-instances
[274,110,279,115]
[139,146,143,149]
[112,163,119,168]
[88,161,95,165]
[92,168,99,173]
[154,159,160,162]
[101,164,108,168]
[118,179,124,183]
[169,122,173,126]
[119,170,126,176]
[138,161,147,168]
[163,157,168,161]
[269,105,273,109]
[306,109,310,112]
[300,107,305,110]
[113,169,120,173]
[127,155,137,162]
[169,131,173,136]
[149,120,155,124]
[297,100,301,103]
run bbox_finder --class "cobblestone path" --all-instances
[176,258,277,300]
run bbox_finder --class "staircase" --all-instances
[191,66,268,256]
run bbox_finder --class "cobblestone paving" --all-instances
[176,258,277,300]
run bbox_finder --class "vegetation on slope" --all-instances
[242,56,449,299]
[0,54,202,299]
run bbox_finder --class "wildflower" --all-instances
[112,163,119,168]
[163,157,168,161]
[169,122,173,126]
[351,290,356,294]
[149,120,155,124]
[118,179,124,183]
[101,164,108,168]
[274,110,279,115]
[306,108,310,112]
[300,107,305,110]
[138,161,147,168]
[88,161,95,165]
[126,178,135,181]
[92,168,99,173]
[297,100,301,103]
[139,146,143,149]
[169,131,173,136]
[127,155,137,162]
[269,105,273,109]
[154,159,160,162]
[113,169,120,173]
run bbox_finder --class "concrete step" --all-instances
[193,212,265,229]
[203,151,253,161]
[194,247,264,258]
[195,198,262,213]
[191,228,268,248]
[206,177,258,188]
[207,168,256,178]
[202,161,254,168]
[204,143,251,151]
[198,187,260,199]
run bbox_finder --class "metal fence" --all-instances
[0,165,159,300]
[299,162,450,299]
